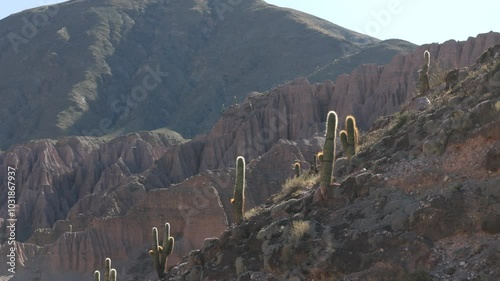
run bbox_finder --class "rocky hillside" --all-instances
[0,0,415,150]
[163,44,500,281]
[0,32,499,280]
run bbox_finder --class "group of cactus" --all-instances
[94,258,117,281]
[149,223,175,279]
[93,223,175,280]
[339,115,359,159]
[315,111,360,201]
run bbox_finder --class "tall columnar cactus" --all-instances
[339,130,348,153]
[313,154,318,174]
[320,111,338,191]
[345,115,359,159]
[419,50,431,94]
[104,258,111,281]
[294,162,301,178]
[94,271,100,281]
[313,112,339,203]
[149,223,175,279]
[231,156,246,224]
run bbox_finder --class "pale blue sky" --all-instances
[265,0,499,45]
[1,0,498,45]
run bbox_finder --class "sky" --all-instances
[0,0,64,20]
[265,0,499,45]
[1,0,498,45]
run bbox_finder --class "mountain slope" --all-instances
[0,0,414,149]
[163,43,500,281]
[0,34,498,281]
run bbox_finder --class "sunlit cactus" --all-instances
[231,156,246,224]
[149,223,175,279]
[345,115,359,159]
[313,111,338,202]
[320,111,338,189]
[419,50,431,94]
[294,162,301,178]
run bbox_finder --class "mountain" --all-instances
[0,0,499,280]
[0,33,499,280]
[0,0,416,150]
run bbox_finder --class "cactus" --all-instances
[231,156,246,224]
[313,111,338,202]
[345,115,359,159]
[104,258,111,281]
[110,269,117,281]
[313,154,319,174]
[339,130,348,153]
[317,152,323,163]
[424,50,430,67]
[418,50,431,94]
[93,258,116,281]
[320,111,338,191]
[149,223,175,279]
[294,162,301,178]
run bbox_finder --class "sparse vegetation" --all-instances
[429,60,449,89]
[244,205,267,220]
[273,174,320,203]
[235,257,247,275]
[290,220,310,243]
[390,111,411,133]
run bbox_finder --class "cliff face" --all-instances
[0,179,228,281]
[328,31,500,128]
[0,130,185,241]
[0,32,498,280]
[190,31,500,171]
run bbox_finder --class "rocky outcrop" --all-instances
[332,31,500,128]
[0,130,184,241]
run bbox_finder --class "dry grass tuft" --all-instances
[244,206,267,220]
[290,220,310,243]
[272,174,320,203]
